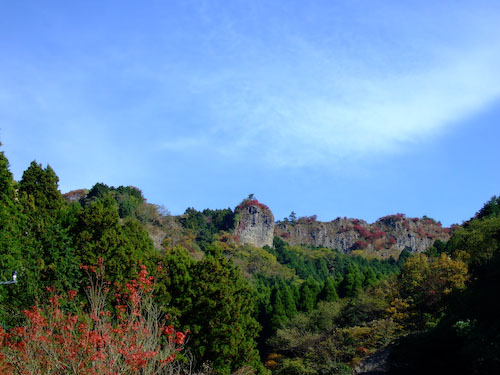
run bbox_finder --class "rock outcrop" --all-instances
[275,214,451,257]
[353,346,391,374]
[234,200,275,248]
[234,199,451,257]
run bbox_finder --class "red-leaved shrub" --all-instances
[0,259,187,375]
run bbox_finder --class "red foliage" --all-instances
[352,240,369,249]
[62,189,88,202]
[387,237,397,245]
[357,346,370,355]
[298,215,318,223]
[370,231,386,240]
[0,261,186,374]
[280,232,291,239]
[353,225,371,238]
[380,213,406,222]
[422,217,442,227]
[236,199,269,211]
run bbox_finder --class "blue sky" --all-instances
[1,0,499,226]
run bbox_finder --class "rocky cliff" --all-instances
[275,214,451,257]
[234,200,275,248]
[235,200,451,257]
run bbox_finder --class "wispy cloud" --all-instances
[175,47,500,167]
[2,1,500,173]
[157,2,500,168]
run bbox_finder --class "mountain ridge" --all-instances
[234,201,451,258]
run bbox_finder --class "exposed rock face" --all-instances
[235,203,275,248]
[234,200,451,257]
[353,346,391,374]
[275,214,451,257]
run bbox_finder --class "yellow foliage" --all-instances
[351,250,365,257]
[264,352,284,369]
[394,253,468,329]
[264,360,278,368]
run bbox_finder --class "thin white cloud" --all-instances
[3,0,500,173]
[167,29,500,168]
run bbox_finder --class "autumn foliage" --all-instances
[236,199,269,212]
[0,259,187,375]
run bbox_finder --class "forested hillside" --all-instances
[1,147,499,374]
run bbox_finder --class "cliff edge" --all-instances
[234,198,451,257]
[275,214,451,257]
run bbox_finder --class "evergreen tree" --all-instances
[290,282,301,306]
[0,147,15,199]
[82,182,111,205]
[14,161,81,311]
[173,245,265,375]
[72,197,155,283]
[155,246,197,326]
[0,149,25,321]
[270,288,288,330]
[193,251,264,374]
[299,277,321,312]
[397,248,413,266]
[321,276,339,302]
[281,281,298,318]
[18,161,65,213]
[363,267,378,288]
[339,265,364,297]
[475,195,500,219]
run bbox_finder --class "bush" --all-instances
[0,259,187,375]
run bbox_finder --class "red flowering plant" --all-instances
[0,258,188,375]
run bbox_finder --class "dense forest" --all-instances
[0,147,499,374]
